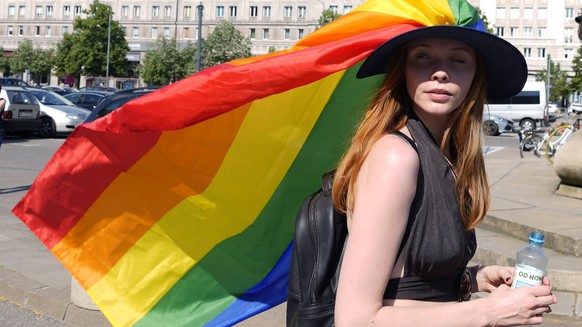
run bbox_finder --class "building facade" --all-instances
[0,0,580,86]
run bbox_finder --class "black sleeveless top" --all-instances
[383,114,477,302]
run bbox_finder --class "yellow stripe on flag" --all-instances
[88,70,345,326]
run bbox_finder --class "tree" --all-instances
[476,8,494,34]
[53,2,128,83]
[7,39,54,83]
[202,21,251,69]
[570,46,582,94]
[536,56,570,105]
[137,37,188,85]
[318,9,341,27]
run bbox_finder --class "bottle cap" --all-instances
[529,232,545,244]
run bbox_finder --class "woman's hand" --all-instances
[482,283,557,326]
[473,265,514,293]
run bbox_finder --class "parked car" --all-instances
[0,86,42,137]
[483,114,514,136]
[28,89,90,137]
[42,85,79,96]
[78,85,117,93]
[64,91,109,110]
[0,78,32,88]
[83,87,160,123]
[567,103,582,115]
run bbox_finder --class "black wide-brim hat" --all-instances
[356,25,528,99]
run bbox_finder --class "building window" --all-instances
[184,27,190,38]
[63,5,70,16]
[565,48,573,59]
[565,28,573,43]
[132,27,139,37]
[249,28,256,39]
[133,6,141,17]
[298,28,304,39]
[263,28,269,39]
[509,7,519,19]
[19,6,25,16]
[184,6,192,17]
[524,7,533,19]
[250,6,258,17]
[496,7,505,19]
[537,28,546,38]
[63,26,69,34]
[284,28,290,40]
[36,6,43,16]
[229,6,237,17]
[298,6,306,18]
[565,8,574,19]
[18,25,24,36]
[7,26,13,36]
[330,5,338,14]
[74,6,82,16]
[46,26,51,36]
[164,6,172,17]
[523,27,532,37]
[151,27,158,38]
[344,5,352,14]
[122,6,129,17]
[537,48,546,58]
[284,6,292,17]
[46,6,53,16]
[510,27,518,37]
[538,8,547,19]
[152,6,160,17]
[164,27,171,37]
[34,26,40,36]
[8,5,15,16]
[523,48,531,58]
[263,6,271,17]
[496,27,504,37]
[217,6,224,17]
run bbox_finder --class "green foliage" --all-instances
[268,46,277,53]
[201,21,251,69]
[8,39,54,80]
[570,46,582,93]
[535,56,570,103]
[137,37,200,85]
[318,9,341,27]
[476,8,494,34]
[53,2,128,78]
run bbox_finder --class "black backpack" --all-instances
[286,171,347,327]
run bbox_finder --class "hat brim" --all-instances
[356,26,528,99]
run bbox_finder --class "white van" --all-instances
[484,81,547,130]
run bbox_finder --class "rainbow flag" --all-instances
[13,0,484,326]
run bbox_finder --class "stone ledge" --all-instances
[556,183,582,200]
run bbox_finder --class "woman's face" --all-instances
[405,37,477,118]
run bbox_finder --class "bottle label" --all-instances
[511,264,544,288]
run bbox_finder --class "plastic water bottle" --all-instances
[511,232,548,288]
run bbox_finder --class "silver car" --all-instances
[29,89,91,137]
[483,114,514,136]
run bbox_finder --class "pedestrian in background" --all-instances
[333,25,558,326]
[0,85,6,149]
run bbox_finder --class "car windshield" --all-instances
[31,90,76,106]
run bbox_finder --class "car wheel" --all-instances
[39,117,56,138]
[483,120,499,136]
[519,118,536,131]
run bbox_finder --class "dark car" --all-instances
[41,85,79,96]
[78,85,117,93]
[83,87,160,123]
[0,78,32,87]
[64,91,109,110]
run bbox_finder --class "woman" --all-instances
[333,25,557,326]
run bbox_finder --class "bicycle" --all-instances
[518,127,550,159]
[545,117,580,164]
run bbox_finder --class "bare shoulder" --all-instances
[368,133,419,170]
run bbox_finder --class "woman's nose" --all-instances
[432,71,449,82]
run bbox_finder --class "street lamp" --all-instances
[196,3,203,72]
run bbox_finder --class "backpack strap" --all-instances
[392,130,418,152]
